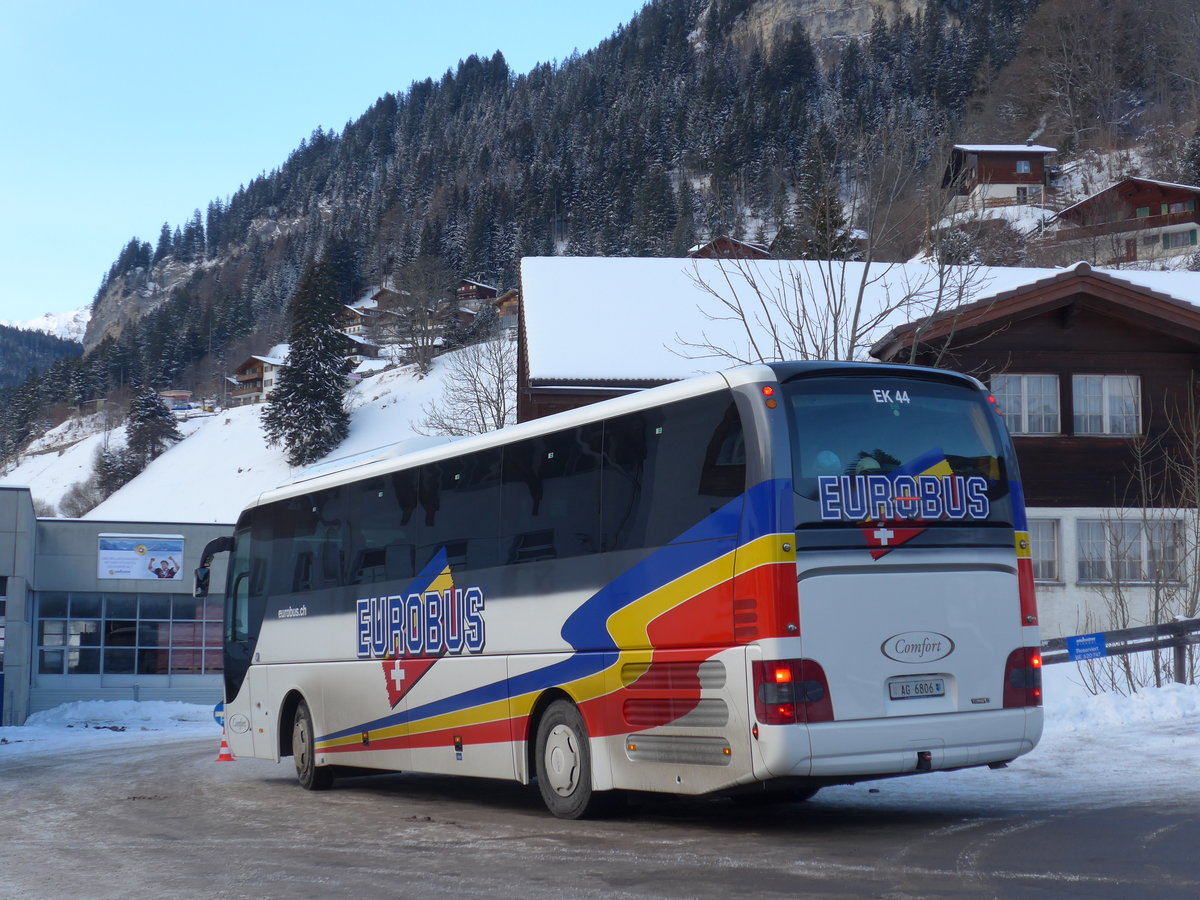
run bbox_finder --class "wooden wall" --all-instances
[906,299,1200,508]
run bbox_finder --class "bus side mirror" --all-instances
[194,566,211,598]
[194,535,234,599]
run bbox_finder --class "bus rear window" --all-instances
[783,376,1012,527]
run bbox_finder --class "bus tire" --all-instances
[534,699,609,819]
[293,699,333,791]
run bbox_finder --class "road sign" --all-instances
[1066,632,1108,661]
[213,701,225,727]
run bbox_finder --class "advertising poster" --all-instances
[98,534,186,580]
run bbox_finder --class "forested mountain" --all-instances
[0,324,81,389]
[4,0,1199,466]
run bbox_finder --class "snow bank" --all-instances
[2,665,1198,817]
[0,700,219,759]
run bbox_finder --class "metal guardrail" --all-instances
[1041,617,1200,684]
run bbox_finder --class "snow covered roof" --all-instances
[250,342,290,367]
[954,144,1056,154]
[519,257,1200,382]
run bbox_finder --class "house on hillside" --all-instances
[338,299,382,337]
[157,389,192,410]
[1035,177,1200,266]
[493,288,520,331]
[456,278,499,306]
[942,143,1056,214]
[873,261,1200,638]
[688,237,771,260]
[230,344,289,405]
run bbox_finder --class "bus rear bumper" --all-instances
[758,708,1042,779]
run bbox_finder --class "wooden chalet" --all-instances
[456,278,499,305]
[687,237,771,260]
[1038,178,1200,266]
[229,345,289,405]
[873,261,1200,636]
[942,143,1056,213]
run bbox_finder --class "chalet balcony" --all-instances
[1046,209,1200,243]
[231,382,262,398]
[234,370,263,384]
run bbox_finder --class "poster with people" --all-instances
[97,534,186,580]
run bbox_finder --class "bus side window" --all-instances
[501,424,602,563]
[420,449,501,572]
[602,395,743,551]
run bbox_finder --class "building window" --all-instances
[1077,519,1182,583]
[35,591,223,676]
[1072,374,1140,435]
[1016,187,1028,204]
[1016,160,1031,174]
[991,374,1060,434]
[1136,206,1150,218]
[1028,519,1059,581]
[1163,229,1198,250]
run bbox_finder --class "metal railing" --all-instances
[1041,618,1200,684]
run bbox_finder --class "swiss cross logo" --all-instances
[861,522,927,559]
[382,652,443,708]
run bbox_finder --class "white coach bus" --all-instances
[196,361,1042,818]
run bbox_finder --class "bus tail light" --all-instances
[1003,648,1042,708]
[752,659,833,724]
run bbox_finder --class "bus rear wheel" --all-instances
[293,699,333,791]
[535,699,612,819]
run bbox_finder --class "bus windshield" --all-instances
[783,374,1013,529]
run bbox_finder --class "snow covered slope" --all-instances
[0,356,457,523]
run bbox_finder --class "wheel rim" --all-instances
[543,723,581,797]
[295,712,312,777]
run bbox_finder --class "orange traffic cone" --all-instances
[216,729,236,762]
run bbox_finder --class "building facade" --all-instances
[1039,177,1200,266]
[0,486,232,725]
[873,262,1200,638]
[942,143,1057,214]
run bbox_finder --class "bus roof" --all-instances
[244,361,983,513]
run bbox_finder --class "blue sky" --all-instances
[0,0,648,326]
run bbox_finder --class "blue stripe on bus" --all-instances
[316,480,789,744]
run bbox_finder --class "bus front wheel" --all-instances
[293,699,333,791]
[534,699,610,819]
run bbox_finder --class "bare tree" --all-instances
[1078,388,1200,694]
[371,256,459,374]
[416,335,517,437]
[679,128,996,366]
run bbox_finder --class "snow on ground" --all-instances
[0,354,463,523]
[2,666,1197,813]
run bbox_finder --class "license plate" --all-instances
[888,677,945,700]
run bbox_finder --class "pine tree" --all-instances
[261,257,351,466]
[785,137,856,260]
[153,222,173,264]
[94,445,138,496]
[125,387,182,469]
